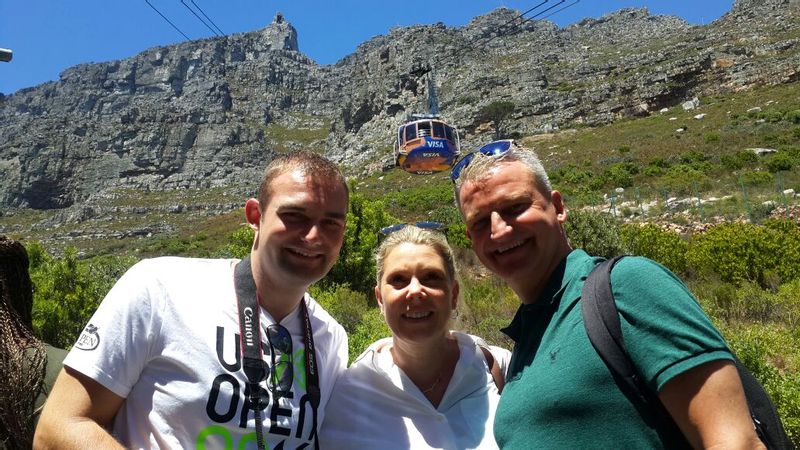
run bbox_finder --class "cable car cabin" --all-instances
[395,118,460,174]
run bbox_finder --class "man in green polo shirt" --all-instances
[452,140,764,449]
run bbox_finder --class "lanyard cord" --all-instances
[234,256,320,449]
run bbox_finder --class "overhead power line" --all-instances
[190,0,224,35]
[180,0,220,36]
[145,0,190,40]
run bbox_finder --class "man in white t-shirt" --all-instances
[34,151,350,449]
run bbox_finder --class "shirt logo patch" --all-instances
[75,324,100,351]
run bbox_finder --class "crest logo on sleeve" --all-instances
[75,324,100,351]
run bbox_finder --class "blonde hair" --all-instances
[374,225,457,285]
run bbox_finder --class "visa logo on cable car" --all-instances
[424,137,445,148]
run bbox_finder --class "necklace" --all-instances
[421,376,441,395]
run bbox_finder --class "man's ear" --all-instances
[551,190,568,224]
[244,198,261,230]
[374,286,385,314]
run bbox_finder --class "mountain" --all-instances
[0,0,798,211]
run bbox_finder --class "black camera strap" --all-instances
[234,256,320,450]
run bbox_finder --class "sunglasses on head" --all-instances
[379,221,445,236]
[449,139,515,183]
[266,324,293,399]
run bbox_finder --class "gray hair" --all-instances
[374,225,457,285]
[454,141,552,205]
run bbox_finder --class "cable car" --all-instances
[395,115,460,174]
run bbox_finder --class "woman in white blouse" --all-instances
[320,224,509,450]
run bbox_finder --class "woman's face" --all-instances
[376,242,458,343]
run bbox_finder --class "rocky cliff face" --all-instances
[1,3,798,210]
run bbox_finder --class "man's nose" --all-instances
[304,223,321,242]
[490,211,511,239]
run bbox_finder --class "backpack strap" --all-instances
[480,346,505,394]
[581,256,690,448]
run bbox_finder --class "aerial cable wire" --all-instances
[145,0,191,40]
[190,0,224,35]
[180,0,220,36]
[409,0,552,80]
[438,0,580,112]
[541,0,580,21]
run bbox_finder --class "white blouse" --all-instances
[320,332,510,450]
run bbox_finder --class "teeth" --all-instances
[497,241,524,254]
[290,248,317,257]
[404,311,432,319]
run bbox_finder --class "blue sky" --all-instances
[0,1,734,95]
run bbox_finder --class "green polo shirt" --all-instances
[494,249,732,449]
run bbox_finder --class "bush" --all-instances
[29,246,136,348]
[458,276,518,347]
[686,221,800,287]
[704,133,720,143]
[347,307,390,362]
[602,163,637,189]
[766,153,795,173]
[739,170,774,186]
[323,193,396,293]
[658,164,712,195]
[620,224,688,274]
[310,284,372,335]
[565,210,628,258]
[721,150,759,171]
[214,226,254,258]
[786,110,800,124]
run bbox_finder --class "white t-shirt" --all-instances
[64,257,348,450]
[319,332,510,450]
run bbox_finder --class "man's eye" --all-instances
[470,217,489,232]
[322,219,345,230]
[506,203,528,215]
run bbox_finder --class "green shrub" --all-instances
[458,276,518,347]
[564,209,628,258]
[766,153,795,173]
[704,133,720,143]
[658,164,712,195]
[620,224,688,274]
[686,221,800,287]
[324,193,396,293]
[602,163,637,189]
[721,150,759,171]
[551,165,594,185]
[680,150,709,164]
[310,284,372,335]
[347,307,390,362]
[29,246,136,348]
[214,226,254,258]
[786,110,800,124]
[739,170,774,186]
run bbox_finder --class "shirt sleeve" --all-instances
[63,259,164,398]
[610,256,733,392]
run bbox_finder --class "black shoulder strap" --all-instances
[581,256,690,448]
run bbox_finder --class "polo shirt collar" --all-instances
[501,249,588,342]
